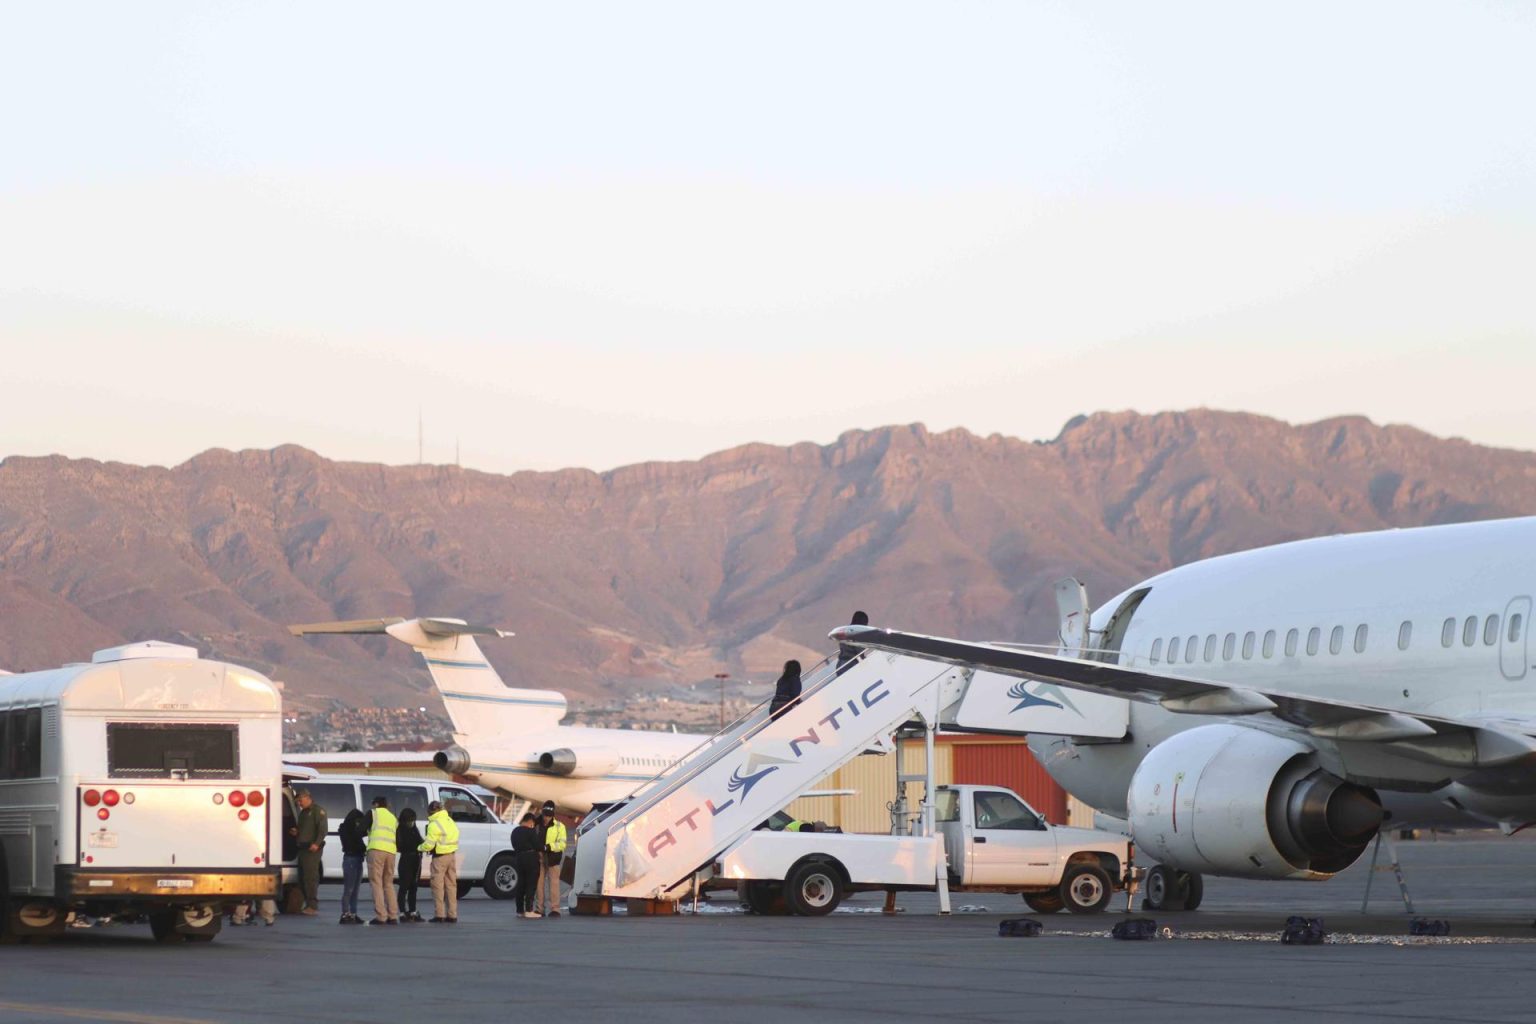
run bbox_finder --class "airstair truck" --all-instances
[569,645,1132,915]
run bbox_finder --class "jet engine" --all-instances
[433,744,471,775]
[1127,724,1383,880]
[533,746,621,778]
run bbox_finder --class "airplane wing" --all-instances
[289,617,513,638]
[832,625,1536,771]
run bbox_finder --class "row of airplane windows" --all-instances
[621,756,669,768]
[1148,612,1526,666]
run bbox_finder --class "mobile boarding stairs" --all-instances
[569,644,973,912]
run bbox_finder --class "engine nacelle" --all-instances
[535,746,620,778]
[1127,724,1382,880]
[433,744,471,776]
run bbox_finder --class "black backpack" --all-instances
[1280,915,1327,945]
[997,917,1043,937]
[1111,917,1160,940]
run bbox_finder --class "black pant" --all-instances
[397,856,421,914]
[514,852,540,912]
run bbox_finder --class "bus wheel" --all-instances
[178,904,221,943]
[457,880,474,900]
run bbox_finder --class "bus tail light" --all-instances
[83,789,101,807]
[103,789,120,807]
[97,808,110,820]
[246,790,265,807]
[228,790,246,807]
[237,809,250,821]
[123,792,135,805]
[213,792,225,805]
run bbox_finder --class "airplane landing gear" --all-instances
[1142,864,1203,911]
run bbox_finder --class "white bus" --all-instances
[0,641,283,943]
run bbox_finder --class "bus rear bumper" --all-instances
[58,867,280,901]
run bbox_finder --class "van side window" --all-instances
[1355,624,1368,653]
[1463,616,1478,647]
[1484,614,1500,646]
[1398,621,1412,651]
[361,784,430,821]
[1442,617,1456,648]
[1150,638,1163,664]
[304,782,359,828]
[1262,630,1276,658]
[1285,629,1299,657]
[973,790,1046,831]
[1306,627,1321,656]
[439,785,497,824]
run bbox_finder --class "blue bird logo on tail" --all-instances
[726,763,779,801]
[1008,681,1064,713]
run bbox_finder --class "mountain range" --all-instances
[2,409,1533,710]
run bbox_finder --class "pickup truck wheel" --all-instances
[1023,893,1063,914]
[1061,863,1112,914]
[482,854,519,899]
[785,862,842,917]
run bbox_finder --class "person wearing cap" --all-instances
[420,799,461,923]
[366,795,400,925]
[535,801,567,918]
[292,790,327,916]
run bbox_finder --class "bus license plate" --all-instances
[87,832,118,848]
[158,879,194,889]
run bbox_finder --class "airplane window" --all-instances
[1355,624,1368,653]
[1167,637,1180,662]
[1186,635,1199,664]
[1242,632,1256,660]
[1510,614,1524,643]
[1306,628,1321,656]
[1398,621,1412,651]
[1150,638,1163,664]
[1262,630,1276,658]
[1203,635,1217,662]
[1222,633,1236,660]
[1484,614,1500,646]
[1463,616,1478,647]
[1285,629,1299,657]
[1329,626,1344,655]
[1442,618,1456,648]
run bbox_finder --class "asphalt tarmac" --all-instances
[3,835,1536,1024]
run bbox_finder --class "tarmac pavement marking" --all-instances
[0,1001,215,1024]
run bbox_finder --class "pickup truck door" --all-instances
[966,790,1057,887]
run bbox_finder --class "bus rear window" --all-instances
[107,723,238,778]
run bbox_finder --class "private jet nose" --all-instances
[433,744,471,776]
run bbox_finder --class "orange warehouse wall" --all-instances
[951,742,1069,824]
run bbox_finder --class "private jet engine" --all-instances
[433,745,471,775]
[1127,723,1383,881]
[532,746,620,778]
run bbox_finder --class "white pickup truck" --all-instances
[718,784,1133,916]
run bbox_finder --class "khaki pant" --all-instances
[368,849,399,921]
[538,857,562,914]
[232,899,275,924]
[430,852,459,919]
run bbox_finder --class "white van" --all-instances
[282,774,526,902]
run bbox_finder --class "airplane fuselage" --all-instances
[1029,516,1536,830]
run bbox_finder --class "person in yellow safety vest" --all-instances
[366,796,401,925]
[419,800,461,923]
[535,800,567,918]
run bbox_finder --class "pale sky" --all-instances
[2,2,1533,473]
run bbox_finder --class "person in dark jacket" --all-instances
[337,808,368,925]
[837,610,870,672]
[510,812,541,918]
[769,659,802,719]
[396,807,425,922]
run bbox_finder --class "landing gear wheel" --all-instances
[1179,871,1203,911]
[744,881,787,916]
[482,854,519,900]
[785,861,842,917]
[1061,863,1113,914]
[1024,892,1064,914]
[1144,866,1202,911]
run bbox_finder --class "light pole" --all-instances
[714,673,730,730]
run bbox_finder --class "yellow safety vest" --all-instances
[421,810,460,855]
[368,807,399,853]
[544,819,567,854]
[784,820,808,832]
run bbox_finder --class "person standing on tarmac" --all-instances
[510,812,541,918]
[292,790,327,916]
[338,808,368,924]
[420,799,461,923]
[837,610,870,672]
[366,796,401,925]
[535,801,567,918]
[768,660,802,719]
[396,807,425,923]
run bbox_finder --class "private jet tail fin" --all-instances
[288,617,567,738]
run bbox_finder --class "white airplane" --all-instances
[289,617,708,813]
[837,515,1536,909]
